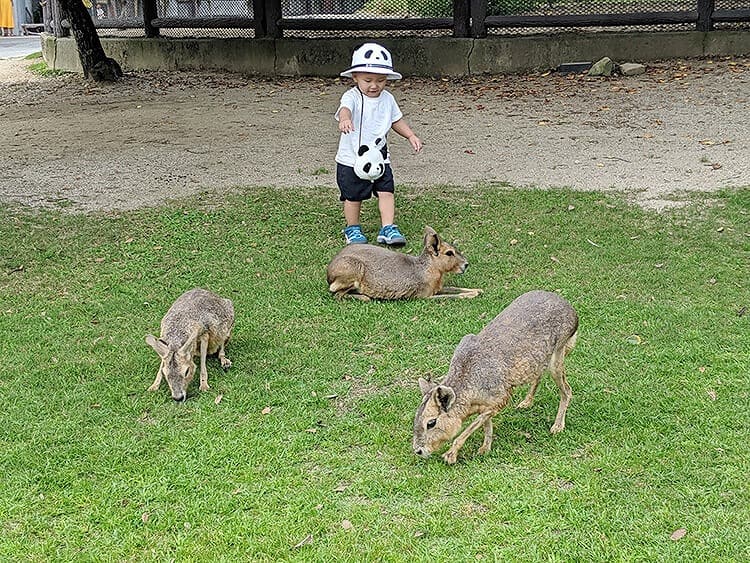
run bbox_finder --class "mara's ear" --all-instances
[434,385,456,412]
[422,226,440,256]
[358,144,369,157]
[145,334,168,358]
[418,376,435,396]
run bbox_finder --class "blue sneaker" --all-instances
[342,225,367,245]
[376,224,406,246]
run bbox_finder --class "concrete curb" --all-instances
[41,31,750,76]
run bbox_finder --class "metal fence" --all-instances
[47,0,750,38]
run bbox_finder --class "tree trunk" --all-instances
[55,0,123,81]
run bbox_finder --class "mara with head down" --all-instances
[412,290,578,464]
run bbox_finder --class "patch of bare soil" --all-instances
[1,56,748,212]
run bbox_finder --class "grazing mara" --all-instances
[413,290,578,464]
[145,288,234,402]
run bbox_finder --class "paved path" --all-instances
[0,36,43,59]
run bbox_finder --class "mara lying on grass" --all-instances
[145,288,234,402]
[412,290,578,464]
[326,226,482,301]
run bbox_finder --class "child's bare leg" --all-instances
[376,192,396,226]
[343,200,362,226]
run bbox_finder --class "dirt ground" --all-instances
[1,56,748,213]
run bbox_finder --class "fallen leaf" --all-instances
[261,406,271,415]
[550,256,560,263]
[141,512,150,523]
[94,257,105,263]
[510,238,518,245]
[214,394,223,405]
[305,428,318,433]
[124,237,134,243]
[333,483,348,493]
[707,389,717,401]
[414,531,426,538]
[670,528,687,541]
[464,149,476,155]
[293,534,313,549]
[698,366,706,373]
[341,519,353,531]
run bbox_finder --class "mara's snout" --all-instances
[456,261,469,274]
[413,446,431,458]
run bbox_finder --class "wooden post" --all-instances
[264,0,282,38]
[42,0,52,34]
[142,0,159,37]
[453,0,469,37]
[253,0,266,37]
[470,0,487,38]
[51,0,69,37]
[697,0,715,31]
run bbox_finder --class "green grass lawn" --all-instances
[0,186,747,561]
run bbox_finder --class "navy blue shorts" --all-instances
[336,163,395,202]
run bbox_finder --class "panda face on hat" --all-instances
[340,43,403,81]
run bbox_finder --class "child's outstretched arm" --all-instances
[392,119,422,152]
[338,107,354,134]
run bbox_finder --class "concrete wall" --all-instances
[41,31,750,77]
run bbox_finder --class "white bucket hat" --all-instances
[340,42,402,80]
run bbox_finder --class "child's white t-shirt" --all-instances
[335,87,403,168]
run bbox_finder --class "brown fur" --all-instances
[145,288,234,401]
[326,226,482,301]
[412,290,578,464]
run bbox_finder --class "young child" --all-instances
[335,42,422,246]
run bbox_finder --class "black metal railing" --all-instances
[46,0,750,38]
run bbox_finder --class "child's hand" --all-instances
[339,118,354,134]
[408,135,423,153]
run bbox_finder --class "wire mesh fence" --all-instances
[68,0,750,37]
